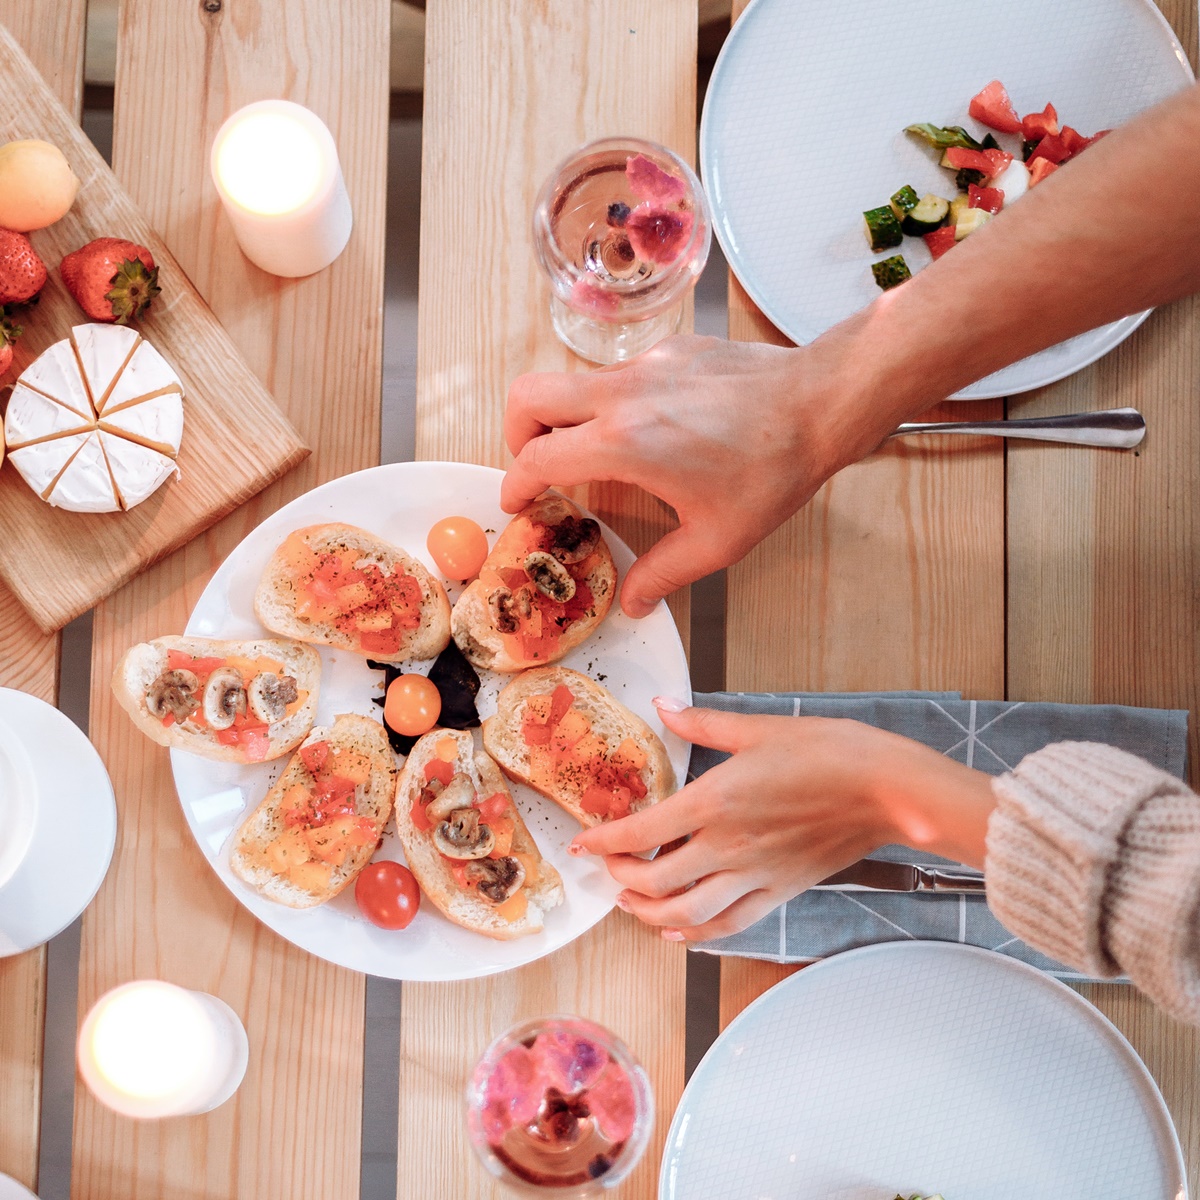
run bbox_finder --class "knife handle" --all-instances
[922,867,987,893]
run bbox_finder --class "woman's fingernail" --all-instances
[615,893,631,911]
[661,929,685,942]
[568,841,589,857]
[653,695,688,713]
[625,596,654,619]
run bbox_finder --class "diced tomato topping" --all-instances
[522,719,553,746]
[410,795,433,833]
[1027,157,1060,186]
[1021,103,1059,141]
[608,786,633,820]
[449,860,471,890]
[359,628,404,656]
[562,578,594,624]
[300,741,330,775]
[478,793,509,823]
[215,720,270,746]
[161,712,176,728]
[581,786,614,817]
[242,731,270,763]
[923,226,957,260]
[968,80,1023,134]
[548,685,575,727]
[1027,133,1070,165]
[499,566,529,590]
[968,184,1004,214]
[166,650,226,680]
[980,148,1013,180]
[943,147,993,174]
[1058,125,1088,157]
[424,758,455,787]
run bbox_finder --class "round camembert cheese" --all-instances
[3,323,184,513]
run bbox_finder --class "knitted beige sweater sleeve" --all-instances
[985,741,1200,1024]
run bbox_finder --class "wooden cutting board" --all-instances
[0,22,309,633]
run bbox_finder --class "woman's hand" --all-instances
[569,701,997,942]
[502,334,892,618]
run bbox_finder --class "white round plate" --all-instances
[174,462,691,981]
[0,1174,39,1200]
[660,942,1186,1199]
[0,689,117,957]
[700,0,1194,399]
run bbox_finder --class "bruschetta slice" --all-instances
[229,714,396,908]
[112,635,320,763]
[254,523,451,665]
[395,729,563,939]
[450,494,616,672]
[482,667,674,828]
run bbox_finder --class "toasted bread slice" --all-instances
[395,729,564,939]
[482,667,674,828]
[254,523,451,665]
[451,494,616,672]
[112,635,321,763]
[229,714,397,909]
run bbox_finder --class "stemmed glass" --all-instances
[533,136,711,364]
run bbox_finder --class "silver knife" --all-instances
[816,860,986,893]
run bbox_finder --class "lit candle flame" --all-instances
[214,110,325,216]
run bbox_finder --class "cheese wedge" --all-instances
[4,384,93,449]
[46,432,120,513]
[98,431,176,510]
[8,432,91,499]
[4,325,186,514]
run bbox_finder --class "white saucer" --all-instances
[0,1172,39,1199]
[0,688,117,956]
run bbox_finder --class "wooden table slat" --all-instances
[0,3,86,1189]
[404,3,697,1196]
[72,2,390,1198]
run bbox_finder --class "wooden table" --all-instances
[0,1,1197,1198]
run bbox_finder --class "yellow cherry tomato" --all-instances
[426,516,489,581]
[383,674,441,737]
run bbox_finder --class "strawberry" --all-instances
[0,313,22,378]
[60,237,161,324]
[0,228,48,305]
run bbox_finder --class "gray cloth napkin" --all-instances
[690,691,1189,980]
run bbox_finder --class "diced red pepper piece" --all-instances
[923,226,957,260]
[522,720,553,746]
[968,80,1023,134]
[1058,125,1088,157]
[424,758,454,787]
[968,184,1004,214]
[1081,128,1111,150]
[1021,103,1059,141]
[410,795,433,833]
[1027,157,1060,186]
[300,741,330,775]
[980,148,1014,181]
[580,786,614,817]
[1027,133,1070,165]
[478,793,509,823]
[943,147,993,174]
[548,685,575,728]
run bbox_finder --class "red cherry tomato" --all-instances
[384,674,442,737]
[427,516,489,580]
[355,861,420,930]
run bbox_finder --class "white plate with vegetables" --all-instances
[171,462,691,981]
[659,942,1185,1199]
[700,0,1194,399]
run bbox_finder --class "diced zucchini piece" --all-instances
[900,193,949,236]
[949,192,971,225]
[954,207,992,240]
[955,166,987,190]
[889,184,919,219]
[905,123,984,150]
[863,205,903,252]
[871,254,911,290]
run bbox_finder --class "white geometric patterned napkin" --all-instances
[690,692,1189,979]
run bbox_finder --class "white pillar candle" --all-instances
[210,99,352,278]
[77,981,249,1119]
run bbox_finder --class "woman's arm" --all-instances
[504,82,1200,617]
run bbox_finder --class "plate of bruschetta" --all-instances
[111,461,689,980]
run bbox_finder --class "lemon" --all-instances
[0,140,80,231]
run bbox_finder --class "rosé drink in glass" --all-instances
[533,136,711,364]
[466,1015,654,1196]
